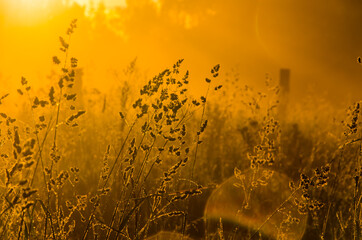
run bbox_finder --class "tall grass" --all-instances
[0,20,361,240]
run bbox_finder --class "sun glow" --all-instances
[1,0,131,26]
[5,0,48,12]
[2,0,50,25]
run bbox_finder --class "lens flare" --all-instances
[204,169,307,239]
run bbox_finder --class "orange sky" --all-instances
[0,0,361,106]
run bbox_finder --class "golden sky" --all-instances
[0,0,361,106]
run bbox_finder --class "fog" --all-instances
[1,0,361,106]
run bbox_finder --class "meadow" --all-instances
[0,19,361,240]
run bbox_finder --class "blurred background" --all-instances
[0,0,361,107]
[0,2,361,239]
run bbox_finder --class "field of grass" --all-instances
[0,20,361,240]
